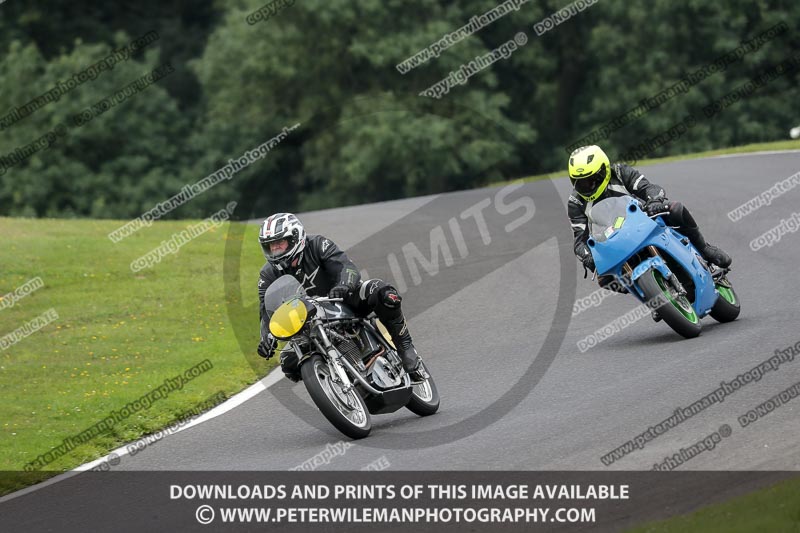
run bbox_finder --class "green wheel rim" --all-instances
[654,272,699,324]
[717,284,737,305]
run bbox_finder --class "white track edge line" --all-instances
[0,367,284,504]
[4,147,799,503]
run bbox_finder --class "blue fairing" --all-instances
[587,197,718,316]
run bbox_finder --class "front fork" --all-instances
[311,321,355,394]
[627,246,688,296]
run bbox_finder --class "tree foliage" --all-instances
[1,0,798,218]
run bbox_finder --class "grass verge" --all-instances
[0,216,271,495]
[626,476,800,532]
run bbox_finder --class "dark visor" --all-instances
[571,165,605,196]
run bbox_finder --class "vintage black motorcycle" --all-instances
[264,276,440,439]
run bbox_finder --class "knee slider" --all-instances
[378,285,402,309]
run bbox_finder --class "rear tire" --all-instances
[405,360,440,416]
[638,269,702,339]
[710,279,740,323]
[301,354,371,439]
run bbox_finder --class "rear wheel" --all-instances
[405,360,440,416]
[301,354,371,439]
[638,269,702,339]
[710,278,740,323]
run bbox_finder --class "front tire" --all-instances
[710,278,740,323]
[638,269,702,339]
[405,360,440,416]
[300,354,371,439]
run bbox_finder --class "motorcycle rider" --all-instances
[255,212,421,381]
[567,145,732,292]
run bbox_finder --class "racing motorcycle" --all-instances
[264,276,440,439]
[587,196,740,338]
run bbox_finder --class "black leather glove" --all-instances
[328,284,351,299]
[257,334,277,359]
[645,198,670,217]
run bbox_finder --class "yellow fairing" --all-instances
[269,298,308,339]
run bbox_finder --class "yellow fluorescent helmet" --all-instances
[568,145,611,201]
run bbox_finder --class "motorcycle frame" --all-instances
[587,198,719,317]
[284,306,413,397]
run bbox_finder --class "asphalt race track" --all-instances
[107,149,800,471]
[3,151,800,528]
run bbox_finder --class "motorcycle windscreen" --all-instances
[588,196,633,242]
[263,275,307,317]
[270,298,309,340]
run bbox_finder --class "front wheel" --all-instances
[710,278,740,323]
[638,269,702,339]
[405,360,440,416]
[300,354,372,439]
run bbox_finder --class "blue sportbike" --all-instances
[587,196,740,338]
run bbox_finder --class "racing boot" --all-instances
[383,315,421,375]
[682,227,732,268]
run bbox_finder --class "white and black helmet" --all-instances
[258,213,306,270]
